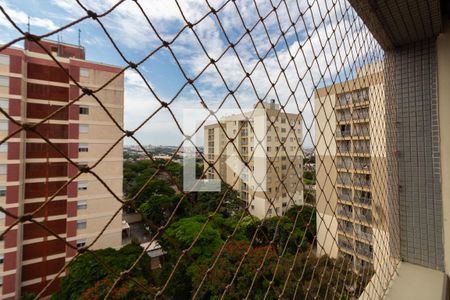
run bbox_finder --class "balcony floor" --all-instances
[383,262,447,300]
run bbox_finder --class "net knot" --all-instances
[87,10,98,20]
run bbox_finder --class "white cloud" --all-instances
[36,0,379,148]
[119,0,378,147]
[0,0,58,31]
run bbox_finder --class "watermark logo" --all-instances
[182,107,268,192]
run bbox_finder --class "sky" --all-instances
[0,0,381,148]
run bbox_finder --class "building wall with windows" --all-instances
[0,40,123,299]
[314,63,393,274]
[204,101,303,219]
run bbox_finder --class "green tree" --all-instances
[130,178,176,208]
[193,183,245,217]
[193,240,279,299]
[139,194,191,230]
[53,243,153,300]
[286,205,316,244]
[158,215,225,299]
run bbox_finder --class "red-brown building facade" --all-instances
[0,40,124,299]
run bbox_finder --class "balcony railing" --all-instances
[336,158,352,169]
[353,90,369,103]
[357,246,373,258]
[337,130,351,137]
[338,193,352,201]
[338,241,353,252]
[356,212,373,223]
[354,162,371,171]
[354,179,371,187]
[354,145,370,153]
[337,146,351,153]
[337,113,352,121]
[355,231,372,241]
[353,130,370,138]
[337,177,352,186]
[337,95,351,106]
[354,196,371,206]
[353,110,369,120]
[337,209,353,218]
[338,225,354,234]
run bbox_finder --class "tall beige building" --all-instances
[314,63,394,274]
[204,101,303,219]
[0,40,123,298]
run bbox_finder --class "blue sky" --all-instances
[0,0,380,148]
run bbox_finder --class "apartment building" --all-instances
[314,63,394,273]
[0,40,123,298]
[204,101,303,219]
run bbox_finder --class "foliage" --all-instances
[194,243,371,300]
[193,240,279,299]
[130,178,176,208]
[192,182,245,217]
[303,170,316,182]
[139,194,191,230]
[285,205,317,243]
[243,206,316,254]
[79,277,152,300]
[160,215,224,265]
[158,215,225,299]
[53,243,153,300]
[124,160,182,207]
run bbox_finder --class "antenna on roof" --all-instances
[78,29,82,47]
[27,16,30,32]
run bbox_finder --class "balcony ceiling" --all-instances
[349,0,442,49]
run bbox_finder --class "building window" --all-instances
[0,186,5,197]
[79,105,89,115]
[77,220,87,229]
[78,143,89,152]
[282,202,287,207]
[0,98,8,111]
[0,143,7,153]
[267,136,271,142]
[267,147,271,152]
[281,127,286,133]
[281,118,286,123]
[79,124,89,133]
[282,193,287,198]
[77,200,87,210]
[78,162,88,169]
[0,254,3,264]
[251,205,255,210]
[0,211,4,219]
[0,120,7,131]
[0,164,6,175]
[0,76,8,87]
[0,54,9,65]
[76,239,86,248]
[80,68,90,77]
[78,181,88,191]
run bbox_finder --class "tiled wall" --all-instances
[389,39,444,270]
